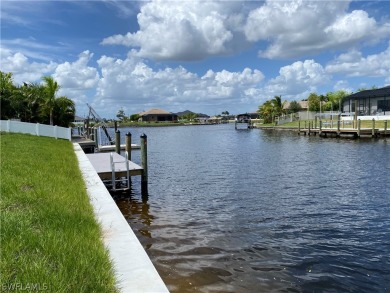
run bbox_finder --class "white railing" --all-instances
[0,120,71,141]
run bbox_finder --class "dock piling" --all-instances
[115,130,121,154]
[140,134,148,197]
[94,128,98,148]
[384,121,387,138]
[337,119,340,137]
[357,119,361,137]
[125,132,132,161]
[372,118,376,138]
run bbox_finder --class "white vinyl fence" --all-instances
[0,120,71,141]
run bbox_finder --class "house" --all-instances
[138,109,178,122]
[342,86,390,119]
[283,100,308,111]
[73,115,85,126]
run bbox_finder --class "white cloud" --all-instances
[53,51,100,90]
[0,47,57,84]
[261,60,330,101]
[326,44,390,77]
[333,80,353,94]
[94,53,264,114]
[244,0,390,59]
[101,0,390,62]
[101,0,247,61]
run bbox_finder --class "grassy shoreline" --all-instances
[1,133,117,292]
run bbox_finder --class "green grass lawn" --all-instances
[1,133,117,292]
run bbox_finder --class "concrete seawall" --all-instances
[74,144,169,293]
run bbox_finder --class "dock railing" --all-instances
[0,120,71,141]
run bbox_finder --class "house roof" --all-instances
[139,108,173,116]
[74,115,85,121]
[344,86,390,101]
[283,100,308,109]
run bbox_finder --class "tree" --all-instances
[52,96,75,127]
[1,71,75,125]
[258,100,275,123]
[42,76,60,125]
[222,111,229,116]
[0,71,17,119]
[13,82,46,122]
[287,101,302,113]
[326,90,349,112]
[307,93,321,111]
[130,114,140,121]
[116,108,127,122]
[271,95,284,117]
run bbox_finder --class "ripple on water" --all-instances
[113,125,390,293]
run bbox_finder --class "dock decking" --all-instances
[86,152,143,180]
[98,144,140,152]
[71,135,140,153]
[298,127,385,138]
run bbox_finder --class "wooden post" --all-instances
[354,100,358,124]
[372,118,376,137]
[319,120,322,136]
[308,122,311,136]
[115,130,121,154]
[357,119,361,137]
[94,128,98,148]
[384,121,387,138]
[315,116,317,129]
[298,120,301,134]
[337,119,340,137]
[125,132,132,161]
[140,134,148,197]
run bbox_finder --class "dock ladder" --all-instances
[110,151,130,191]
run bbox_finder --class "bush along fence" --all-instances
[0,120,71,141]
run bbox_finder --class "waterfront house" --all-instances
[283,100,309,111]
[73,115,85,126]
[342,86,390,120]
[138,109,178,122]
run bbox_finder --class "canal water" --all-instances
[110,124,389,292]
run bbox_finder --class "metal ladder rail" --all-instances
[110,151,130,191]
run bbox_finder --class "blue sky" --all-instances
[1,0,390,118]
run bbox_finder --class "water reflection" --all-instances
[115,195,154,249]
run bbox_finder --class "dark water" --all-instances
[110,124,389,292]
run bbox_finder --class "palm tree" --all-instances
[53,96,75,127]
[258,100,275,123]
[271,95,284,117]
[42,76,60,125]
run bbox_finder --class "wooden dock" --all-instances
[298,127,384,138]
[98,144,140,152]
[71,135,140,153]
[72,136,96,153]
[86,153,143,180]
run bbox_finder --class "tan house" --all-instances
[283,100,308,111]
[138,109,178,122]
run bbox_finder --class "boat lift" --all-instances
[86,103,115,145]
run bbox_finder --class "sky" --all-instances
[1,0,390,118]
